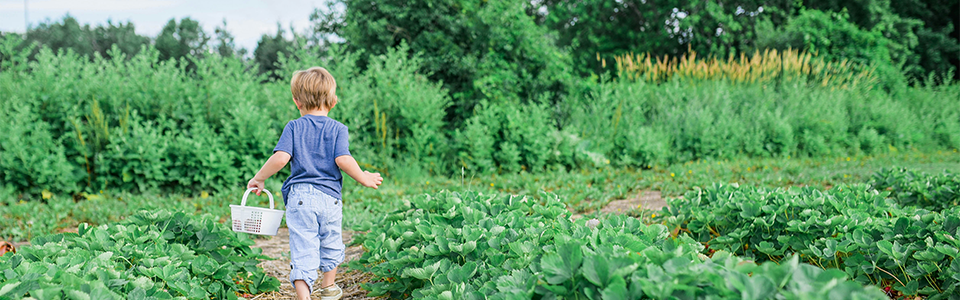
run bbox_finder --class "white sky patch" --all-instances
[0,0,178,12]
[0,0,325,51]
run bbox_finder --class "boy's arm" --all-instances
[247,151,292,195]
[336,155,383,189]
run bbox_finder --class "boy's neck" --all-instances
[300,108,330,117]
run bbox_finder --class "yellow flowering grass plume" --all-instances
[614,48,877,89]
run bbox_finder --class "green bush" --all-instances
[0,98,81,194]
[455,100,576,174]
[0,36,456,195]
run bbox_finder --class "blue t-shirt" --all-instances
[273,115,351,203]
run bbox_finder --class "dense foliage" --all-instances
[3,32,959,197]
[871,168,960,212]
[350,191,886,299]
[663,182,960,298]
[536,0,958,80]
[0,210,280,299]
[3,1,960,197]
[317,0,574,120]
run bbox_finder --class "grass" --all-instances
[2,149,959,243]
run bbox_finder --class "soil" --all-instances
[249,190,666,299]
[249,229,380,300]
[571,190,667,221]
[600,190,666,214]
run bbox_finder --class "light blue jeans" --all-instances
[286,183,345,291]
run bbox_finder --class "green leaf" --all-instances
[0,282,21,297]
[127,288,147,299]
[31,287,63,300]
[876,240,894,256]
[66,289,91,300]
[740,275,776,300]
[541,252,574,285]
[541,239,584,285]
[893,280,919,295]
[403,259,445,281]
[600,277,628,300]
[447,261,478,284]
[582,254,609,287]
[894,218,909,234]
[451,241,477,255]
[190,255,219,276]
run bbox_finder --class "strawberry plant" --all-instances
[0,210,280,299]
[871,167,960,211]
[663,182,960,298]
[351,191,886,299]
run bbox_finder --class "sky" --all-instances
[0,0,327,51]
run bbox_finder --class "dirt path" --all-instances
[250,229,380,300]
[571,190,667,220]
[600,190,667,214]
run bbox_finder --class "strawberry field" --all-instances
[343,167,960,300]
[0,211,279,299]
[4,154,960,299]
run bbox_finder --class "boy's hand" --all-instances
[247,178,265,196]
[363,171,383,189]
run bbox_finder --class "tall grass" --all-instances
[569,50,959,167]
[614,48,877,88]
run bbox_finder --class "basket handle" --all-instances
[241,188,276,209]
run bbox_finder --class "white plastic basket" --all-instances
[230,188,284,236]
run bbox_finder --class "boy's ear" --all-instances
[292,97,302,109]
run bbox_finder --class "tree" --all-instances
[537,0,779,76]
[214,19,246,58]
[538,0,958,80]
[309,1,346,47]
[886,0,959,80]
[253,24,297,79]
[313,0,574,123]
[155,17,210,62]
[765,0,958,80]
[25,15,149,60]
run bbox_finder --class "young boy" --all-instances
[246,67,383,300]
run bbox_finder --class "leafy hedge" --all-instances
[0,210,280,299]
[350,191,885,299]
[663,183,960,298]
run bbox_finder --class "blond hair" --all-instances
[290,67,337,110]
